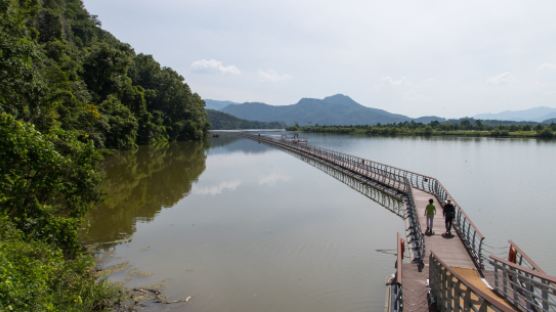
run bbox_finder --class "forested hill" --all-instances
[0,0,208,149]
[207,109,285,129]
[0,1,207,310]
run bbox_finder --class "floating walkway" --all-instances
[239,132,556,312]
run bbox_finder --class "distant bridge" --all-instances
[239,132,556,312]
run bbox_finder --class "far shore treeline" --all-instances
[289,119,556,139]
[0,0,208,310]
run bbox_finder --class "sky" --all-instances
[83,0,556,118]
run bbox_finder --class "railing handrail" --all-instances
[489,255,556,312]
[246,133,483,269]
[434,179,485,239]
[247,133,426,262]
[508,240,546,274]
[430,252,516,312]
[401,177,426,263]
[490,255,556,284]
[267,133,486,239]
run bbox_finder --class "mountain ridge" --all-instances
[206,94,411,125]
[474,106,556,122]
[206,96,556,125]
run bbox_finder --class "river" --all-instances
[86,133,556,311]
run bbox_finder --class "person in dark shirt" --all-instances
[443,199,456,235]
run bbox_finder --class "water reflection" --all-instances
[88,137,406,311]
[209,133,273,155]
[213,134,405,217]
[86,142,208,245]
[292,152,406,218]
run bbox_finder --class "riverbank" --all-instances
[288,124,556,139]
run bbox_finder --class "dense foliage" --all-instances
[291,119,556,139]
[207,109,285,130]
[0,0,208,310]
[0,114,118,311]
[0,0,208,149]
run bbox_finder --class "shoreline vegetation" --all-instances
[0,0,207,311]
[288,120,556,139]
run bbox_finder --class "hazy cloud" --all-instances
[191,59,241,75]
[258,69,292,82]
[380,76,407,87]
[258,173,290,186]
[487,72,515,86]
[193,180,241,195]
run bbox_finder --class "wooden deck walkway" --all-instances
[402,188,514,311]
[237,133,555,312]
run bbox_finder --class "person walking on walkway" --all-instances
[425,198,436,235]
[443,199,456,236]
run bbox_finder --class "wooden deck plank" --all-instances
[401,263,431,312]
[412,188,476,270]
[402,188,517,311]
[401,188,492,311]
[452,268,515,309]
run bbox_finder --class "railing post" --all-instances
[542,279,550,311]
[512,268,519,307]
[502,263,509,299]
[478,238,484,270]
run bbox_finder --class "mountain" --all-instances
[207,109,285,129]
[474,107,556,122]
[205,99,239,111]
[543,118,556,124]
[219,94,410,126]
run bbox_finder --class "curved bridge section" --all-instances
[240,132,556,312]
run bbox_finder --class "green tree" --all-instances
[0,113,100,255]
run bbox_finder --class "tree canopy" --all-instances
[0,0,208,149]
[0,0,208,309]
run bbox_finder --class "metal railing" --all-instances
[401,177,426,265]
[489,256,556,311]
[240,132,556,311]
[244,132,481,269]
[244,133,426,262]
[293,152,406,218]
[388,233,405,312]
[245,133,408,191]
[429,252,516,312]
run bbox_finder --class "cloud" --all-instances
[192,180,241,195]
[536,63,556,83]
[486,72,515,86]
[258,173,290,186]
[380,76,407,87]
[190,59,241,75]
[258,69,292,82]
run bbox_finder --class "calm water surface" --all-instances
[87,134,556,311]
[88,136,404,312]
[302,134,556,272]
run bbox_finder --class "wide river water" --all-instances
[86,133,556,311]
